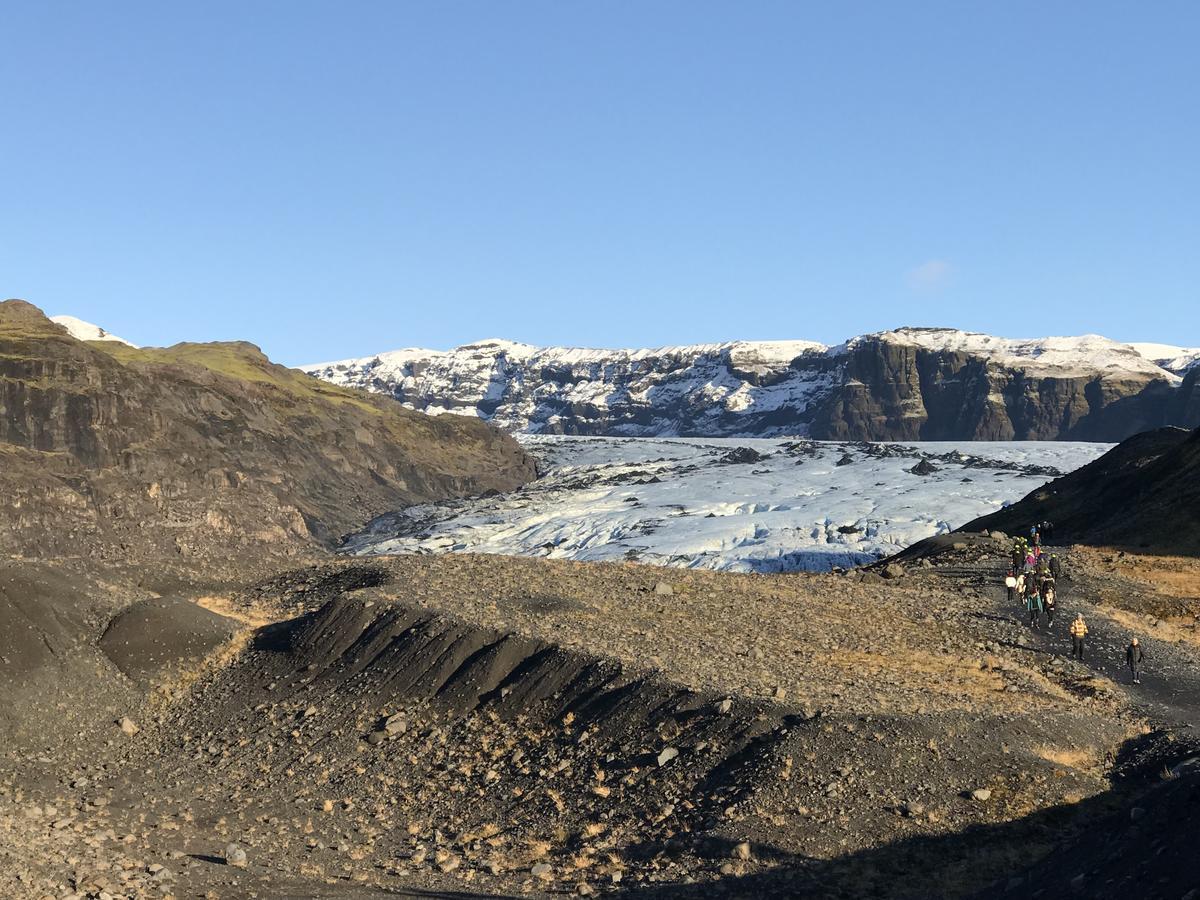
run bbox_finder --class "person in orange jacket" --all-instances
[1069,615,1088,660]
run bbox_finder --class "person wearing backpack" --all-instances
[1126,638,1144,684]
[1005,569,1018,603]
[1049,554,1063,581]
[1039,573,1054,598]
[1070,615,1088,660]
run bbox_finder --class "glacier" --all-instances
[343,436,1111,573]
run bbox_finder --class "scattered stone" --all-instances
[971,788,992,802]
[117,717,139,736]
[532,862,554,881]
[657,747,679,767]
[732,841,752,861]
[654,582,674,596]
[383,713,407,735]
[224,843,248,868]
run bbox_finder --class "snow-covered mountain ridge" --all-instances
[303,327,1200,441]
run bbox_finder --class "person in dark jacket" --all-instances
[1049,554,1063,580]
[1126,638,1144,684]
[1026,588,1043,628]
[1043,585,1056,626]
[1039,573,1055,599]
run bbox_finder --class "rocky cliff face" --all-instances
[0,300,535,567]
[304,328,1196,442]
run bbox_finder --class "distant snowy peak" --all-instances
[50,315,137,347]
[1125,342,1200,375]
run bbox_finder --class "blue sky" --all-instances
[2,2,1197,365]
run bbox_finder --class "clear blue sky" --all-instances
[3,2,1197,365]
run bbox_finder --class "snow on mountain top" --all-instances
[303,338,829,373]
[50,315,137,347]
[1126,342,1200,374]
[303,327,1188,385]
[858,327,1177,380]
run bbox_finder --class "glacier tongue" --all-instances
[343,436,1111,573]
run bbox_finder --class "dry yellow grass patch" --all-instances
[831,649,1008,701]
[194,593,274,627]
[1073,547,1200,602]
[1033,745,1099,770]
[1102,606,1200,649]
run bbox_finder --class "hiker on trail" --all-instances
[1005,569,1018,604]
[1043,521,1055,542]
[1070,615,1088,660]
[1040,576,1055,611]
[1032,528,1041,549]
[1043,585,1056,626]
[1049,554,1063,581]
[1026,551,1038,570]
[1126,638,1144,684]
[1015,572,1027,606]
[1012,542,1026,572]
[1026,587,1043,628]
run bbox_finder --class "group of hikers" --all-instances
[1005,523,1062,629]
[1003,522,1146,684]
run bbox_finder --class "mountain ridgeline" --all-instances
[304,330,1200,442]
[0,300,535,568]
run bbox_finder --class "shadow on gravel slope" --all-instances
[623,732,1200,899]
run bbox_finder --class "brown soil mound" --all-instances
[99,596,240,684]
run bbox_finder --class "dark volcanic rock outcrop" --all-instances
[961,426,1200,555]
[304,328,1196,441]
[811,337,1177,441]
[0,299,535,566]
